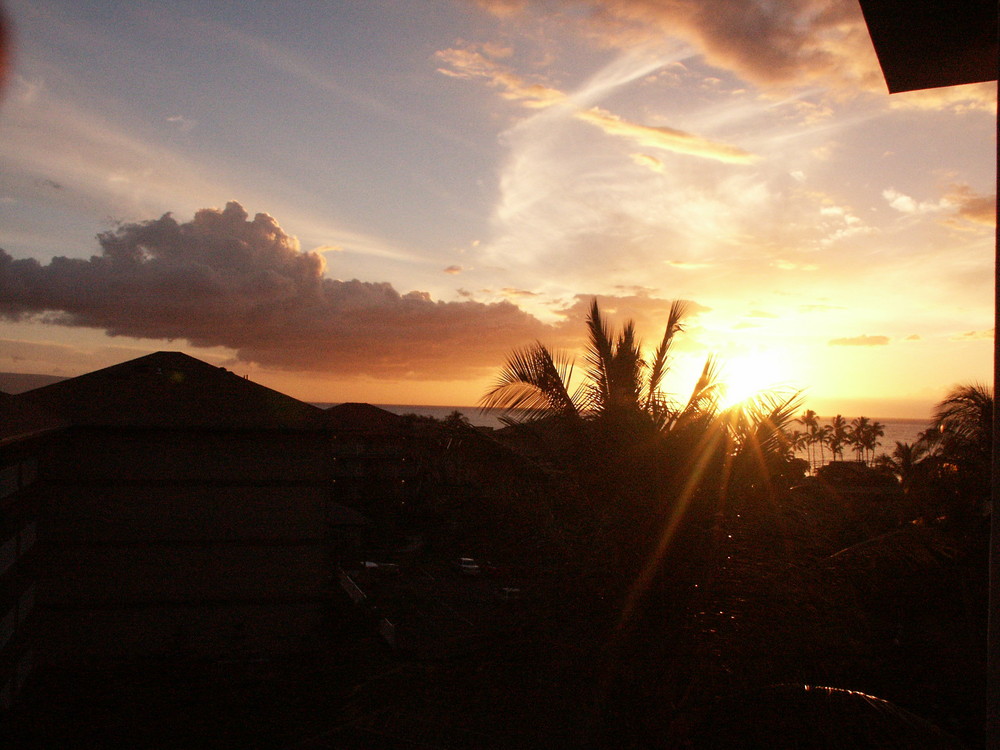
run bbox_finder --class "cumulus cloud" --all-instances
[882,187,950,216]
[828,334,890,347]
[884,184,995,230]
[0,202,555,379]
[443,265,464,274]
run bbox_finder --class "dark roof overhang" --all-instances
[857,0,997,92]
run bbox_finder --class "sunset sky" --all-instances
[0,0,995,418]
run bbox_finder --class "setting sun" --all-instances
[0,0,992,419]
[717,350,794,409]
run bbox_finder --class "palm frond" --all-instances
[608,319,644,412]
[584,298,615,411]
[478,343,580,422]
[644,300,687,410]
[933,382,992,444]
[730,389,804,457]
[684,355,724,416]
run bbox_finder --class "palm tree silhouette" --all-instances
[932,382,992,463]
[827,414,850,461]
[865,420,885,464]
[886,440,931,494]
[848,416,871,463]
[815,422,832,467]
[479,297,802,493]
[796,410,823,471]
[845,417,884,465]
[480,298,719,431]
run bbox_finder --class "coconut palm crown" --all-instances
[479,297,802,475]
[479,298,719,430]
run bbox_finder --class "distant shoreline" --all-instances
[3,370,931,431]
[315,404,932,435]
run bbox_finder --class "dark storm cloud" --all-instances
[0,202,553,378]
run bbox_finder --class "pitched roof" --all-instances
[324,402,406,433]
[0,391,65,446]
[21,351,325,430]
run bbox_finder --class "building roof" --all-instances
[21,351,326,430]
[858,0,997,92]
[324,402,407,433]
[0,391,65,447]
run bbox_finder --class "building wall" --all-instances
[43,428,330,484]
[39,485,327,543]
[31,427,338,667]
[0,439,45,709]
[37,602,323,664]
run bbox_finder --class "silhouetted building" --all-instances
[325,403,426,524]
[0,392,63,708]
[19,352,337,666]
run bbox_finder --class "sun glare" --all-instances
[718,350,790,409]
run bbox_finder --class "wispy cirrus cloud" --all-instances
[0,72,413,267]
[575,106,757,164]
[435,47,566,108]
[435,45,756,163]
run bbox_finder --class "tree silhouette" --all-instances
[932,382,992,463]
[928,382,993,514]
[827,414,850,461]
[848,416,871,463]
[886,440,931,494]
[796,410,819,470]
[479,298,802,501]
[480,298,718,432]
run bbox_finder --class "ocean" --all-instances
[319,404,931,454]
[314,403,507,428]
[793,416,929,463]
